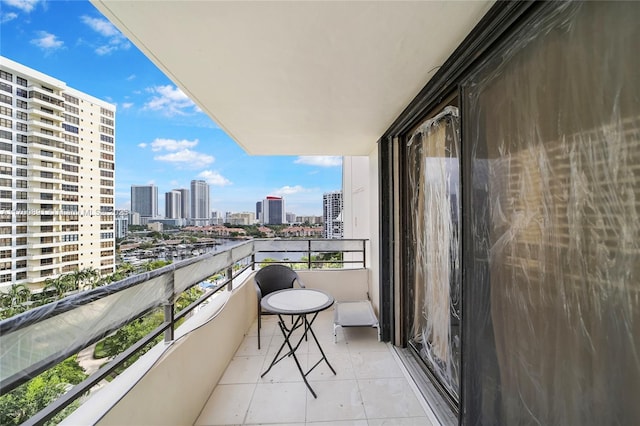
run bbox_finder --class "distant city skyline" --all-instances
[0,0,341,216]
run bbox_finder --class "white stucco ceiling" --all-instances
[91,1,492,156]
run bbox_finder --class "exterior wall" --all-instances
[131,184,157,218]
[176,188,189,219]
[262,196,284,225]
[227,211,255,225]
[190,179,210,221]
[0,57,116,288]
[341,154,379,314]
[296,269,369,302]
[164,190,181,218]
[322,190,343,239]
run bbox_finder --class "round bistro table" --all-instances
[260,288,336,398]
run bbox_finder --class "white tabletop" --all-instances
[262,288,334,314]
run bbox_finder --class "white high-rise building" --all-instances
[323,191,343,239]
[165,190,181,219]
[131,184,158,219]
[0,56,116,287]
[190,180,210,226]
[115,211,129,239]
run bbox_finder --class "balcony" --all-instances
[0,239,435,425]
[27,119,62,134]
[26,131,66,145]
[27,107,64,123]
[191,311,431,425]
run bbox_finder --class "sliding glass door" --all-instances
[405,106,461,406]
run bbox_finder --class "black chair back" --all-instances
[255,264,300,295]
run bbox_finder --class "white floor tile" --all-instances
[305,351,353,381]
[260,349,308,384]
[245,382,307,424]
[194,383,255,425]
[305,380,365,422]
[358,378,427,419]
[219,355,265,384]
[368,417,434,425]
[350,350,404,379]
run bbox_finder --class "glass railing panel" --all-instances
[0,272,171,389]
[173,250,239,295]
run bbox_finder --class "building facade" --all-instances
[0,56,116,288]
[165,190,181,219]
[176,188,189,220]
[262,196,284,225]
[285,212,296,224]
[131,184,157,219]
[255,201,262,223]
[114,210,129,239]
[226,211,255,226]
[322,190,343,239]
[190,179,210,226]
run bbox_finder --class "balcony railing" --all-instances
[0,238,367,425]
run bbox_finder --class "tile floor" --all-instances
[195,308,435,425]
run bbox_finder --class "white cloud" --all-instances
[150,138,199,152]
[80,15,131,55]
[4,0,40,12]
[126,74,136,81]
[121,102,134,109]
[144,85,197,117]
[154,149,214,169]
[1,12,18,23]
[274,185,307,196]
[294,156,342,167]
[30,31,64,52]
[198,170,232,187]
[137,143,147,148]
[81,15,119,37]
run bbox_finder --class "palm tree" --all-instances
[1,283,31,308]
[43,275,70,300]
[117,262,135,278]
[66,269,83,292]
[82,267,100,290]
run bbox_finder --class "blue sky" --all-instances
[0,0,342,216]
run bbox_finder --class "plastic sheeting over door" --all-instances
[406,106,461,403]
[464,2,640,424]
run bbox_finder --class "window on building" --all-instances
[0,71,12,82]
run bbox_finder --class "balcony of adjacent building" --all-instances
[27,135,67,152]
[27,86,65,107]
[26,150,64,165]
[26,118,62,134]
[27,106,65,124]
